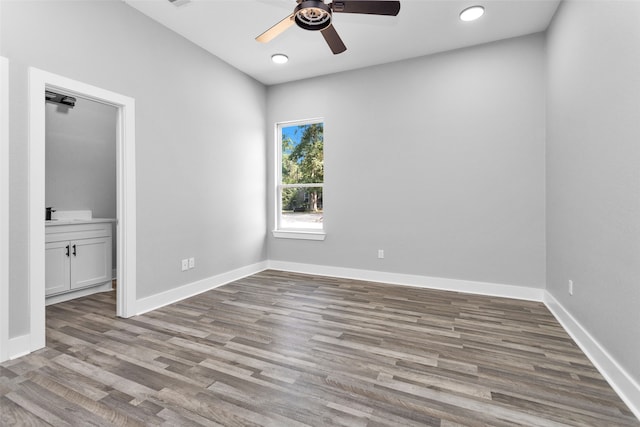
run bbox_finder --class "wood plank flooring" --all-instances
[1,270,638,426]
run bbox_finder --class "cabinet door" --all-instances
[45,241,71,296]
[70,237,111,290]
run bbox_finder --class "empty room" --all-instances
[0,0,639,425]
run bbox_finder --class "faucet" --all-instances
[45,207,56,221]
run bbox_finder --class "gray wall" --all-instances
[267,34,546,288]
[46,98,117,219]
[46,98,118,269]
[546,1,640,384]
[1,0,267,337]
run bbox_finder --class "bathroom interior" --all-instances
[44,91,117,306]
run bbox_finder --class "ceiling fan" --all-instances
[256,0,401,55]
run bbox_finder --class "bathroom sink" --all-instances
[51,210,93,221]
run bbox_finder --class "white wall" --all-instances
[267,34,546,289]
[546,0,640,385]
[1,0,267,338]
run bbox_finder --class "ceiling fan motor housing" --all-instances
[294,0,332,31]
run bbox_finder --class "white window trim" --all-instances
[272,230,326,241]
[273,118,326,240]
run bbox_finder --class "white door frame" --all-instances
[28,67,137,351]
[0,57,9,362]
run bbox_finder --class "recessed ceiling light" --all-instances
[460,5,485,22]
[271,54,289,64]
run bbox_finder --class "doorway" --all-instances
[45,93,117,304]
[28,68,136,351]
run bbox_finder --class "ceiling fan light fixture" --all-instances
[271,53,289,64]
[460,5,484,22]
[294,1,332,31]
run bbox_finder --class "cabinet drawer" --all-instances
[46,222,112,243]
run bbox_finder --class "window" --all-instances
[274,119,325,240]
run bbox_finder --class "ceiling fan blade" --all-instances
[321,24,347,55]
[256,13,295,43]
[331,0,400,16]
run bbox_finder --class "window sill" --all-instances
[272,230,326,241]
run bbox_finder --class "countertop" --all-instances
[45,218,116,226]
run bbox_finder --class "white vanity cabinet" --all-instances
[45,220,113,297]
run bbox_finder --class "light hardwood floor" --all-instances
[1,270,638,426]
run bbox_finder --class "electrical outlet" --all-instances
[181,259,189,271]
[378,249,384,259]
[188,257,195,269]
[568,279,574,296]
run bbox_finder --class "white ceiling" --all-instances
[123,0,561,86]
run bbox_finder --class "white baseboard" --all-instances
[45,282,113,306]
[544,291,640,421]
[8,334,31,360]
[134,261,269,315]
[267,260,544,302]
